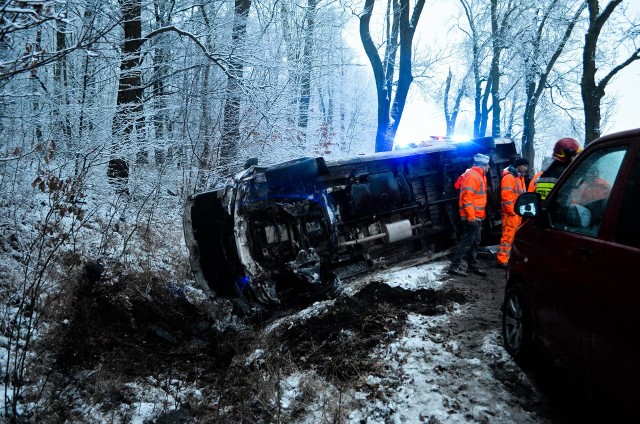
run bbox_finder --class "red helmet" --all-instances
[552,138,581,162]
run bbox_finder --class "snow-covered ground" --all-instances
[0,171,600,422]
[268,261,546,423]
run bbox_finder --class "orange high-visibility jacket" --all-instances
[501,167,526,214]
[458,166,487,222]
[528,171,543,192]
[575,177,612,205]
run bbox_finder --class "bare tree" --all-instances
[150,0,175,166]
[459,0,492,138]
[581,0,640,144]
[109,0,145,192]
[53,12,72,147]
[490,0,522,137]
[298,0,319,133]
[443,68,465,136]
[0,1,117,87]
[360,0,426,152]
[521,1,585,164]
[220,0,252,174]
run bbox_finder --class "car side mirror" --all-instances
[515,192,541,218]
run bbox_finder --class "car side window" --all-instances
[547,146,626,237]
[614,151,640,248]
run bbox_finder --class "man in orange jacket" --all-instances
[496,157,529,268]
[449,153,490,277]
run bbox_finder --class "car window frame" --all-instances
[611,141,640,249]
[543,138,634,241]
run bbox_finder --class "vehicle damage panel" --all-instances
[184,137,517,313]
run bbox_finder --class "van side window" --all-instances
[547,146,626,237]
[614,151,640,248]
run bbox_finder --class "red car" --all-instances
[502,128,640,404]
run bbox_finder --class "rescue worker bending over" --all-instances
[535,138,581,200]
[496,157,528,269]
[448,154,490,277]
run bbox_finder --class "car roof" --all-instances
[591,128,640,145]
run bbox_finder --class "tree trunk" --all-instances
[31,29,44,147]
[194,4,215,187]
[78,8,94,144]
[53,18,72,149]
[151,0,174,166]
[580,0,640,145]
[280,1,298,128]
[521,92,536,165]
[490,0,501,137]
[110,0,144,191]
[360,0,425,152]
[581,0,611,145]
[360,0,389,152]
[298,0,318,133]
[460,0,483,139]
[522,1,584,167]
[443,69,464,136]
[479,77,492,138]
[220,0,251,175]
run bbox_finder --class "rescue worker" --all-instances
[448,153,490,277]
[527,157,553,192]
[528,170,542,193]
[496,157,529,269]
[535,138,582,200]
[572,168,612,206]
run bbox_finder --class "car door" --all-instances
[586,144,640,398]
[533,144,628,362]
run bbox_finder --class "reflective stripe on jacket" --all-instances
[535,177,556,201]
[535,160,569,201]
[500,167,526,214]
[458,166,487,221]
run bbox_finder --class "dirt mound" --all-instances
[49,261,469,380]
[275,281,468,382]
[50,271,242,377]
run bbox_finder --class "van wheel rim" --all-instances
[504,294,523,351]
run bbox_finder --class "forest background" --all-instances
[0,0,639,420]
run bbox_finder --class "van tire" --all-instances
[265,157,318,189]
[502,283,533,365]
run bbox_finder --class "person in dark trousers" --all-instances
[449,153,490,277]
[535,137,582,200]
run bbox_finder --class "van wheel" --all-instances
[502,284,533,365]
[265,157,318,189]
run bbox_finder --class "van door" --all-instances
[537,145,627,364]
[587,147,640,398]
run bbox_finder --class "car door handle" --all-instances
[579,247,593,256]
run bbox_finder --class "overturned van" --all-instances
[183,137,517,313]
